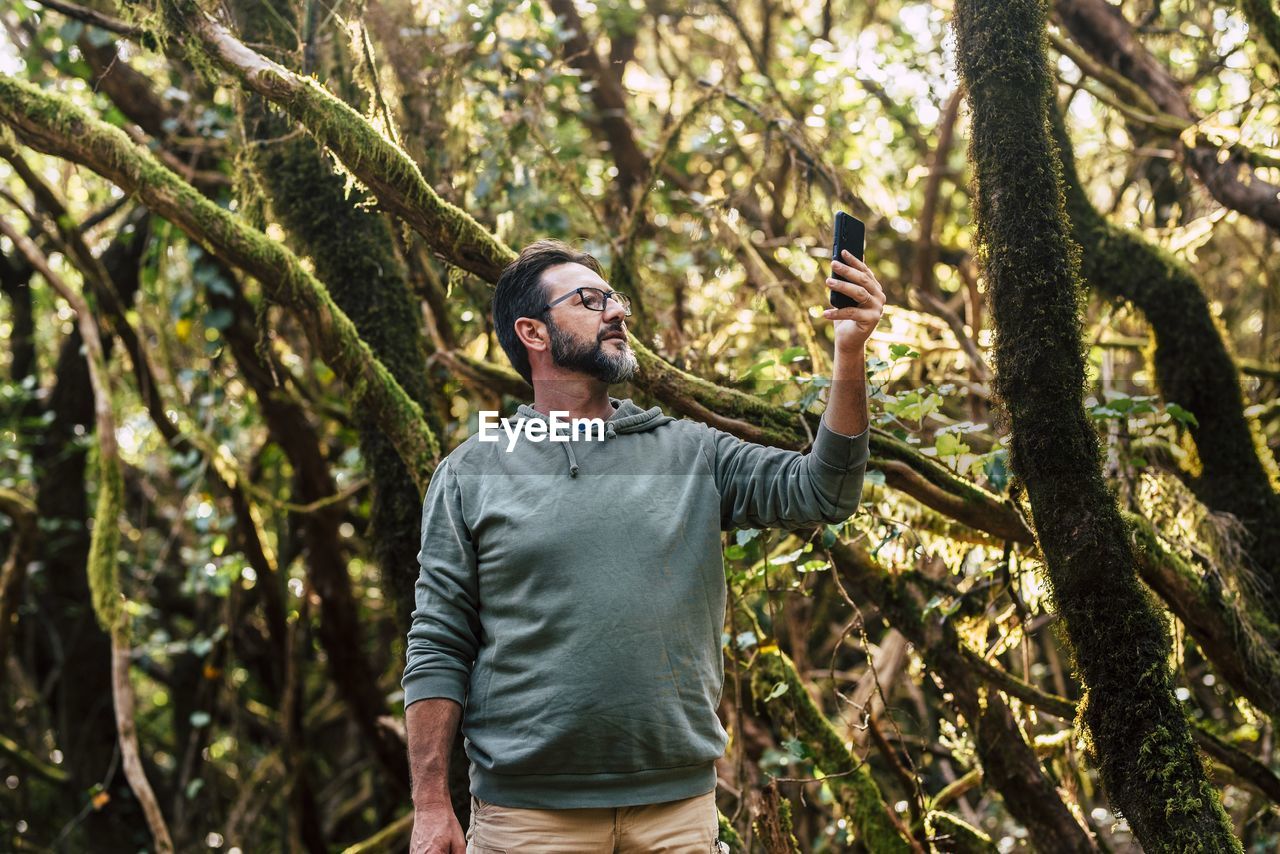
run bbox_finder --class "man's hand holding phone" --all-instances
[825,211,885,352]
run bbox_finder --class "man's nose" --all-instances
[601,296,626,324]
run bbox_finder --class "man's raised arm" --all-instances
[706,248,883,531]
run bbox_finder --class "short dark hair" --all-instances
[492,239,606,384]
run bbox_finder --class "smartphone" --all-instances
[830,211,866,309]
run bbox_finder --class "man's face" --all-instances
[539,263,638,384]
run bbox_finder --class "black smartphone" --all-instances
[830,211,866,309]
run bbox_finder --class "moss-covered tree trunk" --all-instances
[227,0,445,808]
[230,0,441,636]
[954,0,1242,849]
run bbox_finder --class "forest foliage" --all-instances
[1,0,1279,851]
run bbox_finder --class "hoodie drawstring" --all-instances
[564,423,615,477]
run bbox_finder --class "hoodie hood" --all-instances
[512,397,675,477]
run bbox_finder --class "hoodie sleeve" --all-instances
[707,416,870,531]
[402,458,481,708]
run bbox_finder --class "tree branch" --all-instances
[1054,0,1280,233]
[29,0,143,37]
[750,645,920,853]
[163,0,511,282]
[959,646,1280,804]
[827,538,1099,852]
[1051,102,1280,621]
[0,79,440,493]
[545,0,651,207]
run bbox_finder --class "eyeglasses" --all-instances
[541,287,633,316]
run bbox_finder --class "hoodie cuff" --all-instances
[402,670,468,710]
[812,416,871,471]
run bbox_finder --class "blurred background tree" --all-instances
[0,0,1277,850]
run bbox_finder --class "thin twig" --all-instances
[29,0,145,37]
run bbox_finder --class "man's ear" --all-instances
[514,317,549,353]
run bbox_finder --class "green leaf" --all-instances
[764,681,789,701]
[934,432,970,458]
[783,737,813,760]
[769,547,806,566]
[780,346,807,363]
[1166,403,1199,429]
[888,390,941,422]
[737,359,774,382]
[981,449,1010,492]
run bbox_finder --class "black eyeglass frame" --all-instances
[539,286,633,316]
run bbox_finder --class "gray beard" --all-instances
[547,317,638,385]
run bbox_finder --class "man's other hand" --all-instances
[410,802,466,853]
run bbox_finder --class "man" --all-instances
[405,239,884,853]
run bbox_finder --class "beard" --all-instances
[546,316,638,384]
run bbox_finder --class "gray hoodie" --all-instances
[403,398,870,809]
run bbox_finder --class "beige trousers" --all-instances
[465,790,723,853]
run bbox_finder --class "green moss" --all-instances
[157,0,513,285]
[717,810,744,851]
[955,0,1241,848]
[232,0,444,622]
[1126,512,1280,717]
[629,342,806,445]
[750,791,802,854]
[86,438,124,633]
